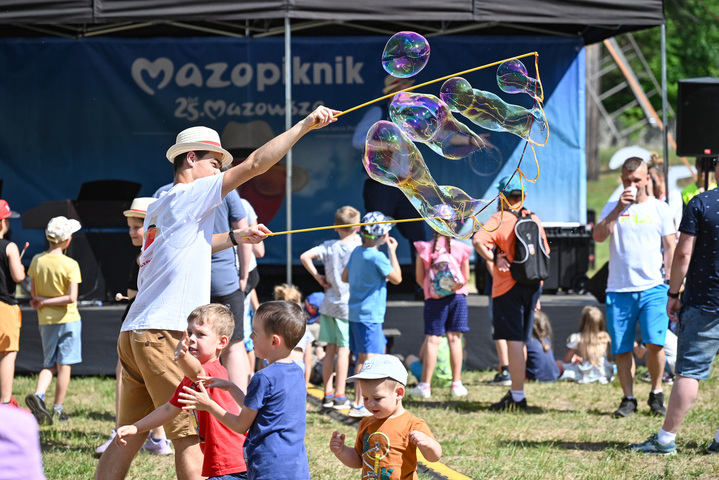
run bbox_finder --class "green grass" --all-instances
[12,361,719,480]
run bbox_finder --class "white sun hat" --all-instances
[46,216,81,243]
[123,197,157,218]
[165,126,233,168]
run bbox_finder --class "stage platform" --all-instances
[15,293,601,376]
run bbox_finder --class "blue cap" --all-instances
[496,175,523,195]
[304,292,324,324]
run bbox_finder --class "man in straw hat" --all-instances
[96,105,339,480]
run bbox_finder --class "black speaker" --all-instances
[677,78,719,157]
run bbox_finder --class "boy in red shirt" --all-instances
[116,304,247,479]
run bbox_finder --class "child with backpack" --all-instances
[409,231,472,399]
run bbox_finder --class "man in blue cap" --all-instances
[472,175,550,411]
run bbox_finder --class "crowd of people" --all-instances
[1,110,718,479]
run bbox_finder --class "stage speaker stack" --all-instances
[676,78,719,157]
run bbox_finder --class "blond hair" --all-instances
[335,206,360,235]
[186,303,235,339]
[273,283,302,306]
[576,306,611,365]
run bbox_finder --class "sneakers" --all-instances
[3,397,21,408]
[613,397,638,418]
[707,440,719,454]
[53,410,69,422]
[96,429,117,455]
[489,391,527,411]
[629,433,676,455]
[332,396,351,410]
[25,394,53,425]
[322,393,334,408]
[648,392,667,416]
[488,370,511,386]
[141,435,173,455]
[640,371,674,384]
[450,384,468,398]
[408,385,431,399]
[348,405,373,418]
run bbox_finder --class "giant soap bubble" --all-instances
[363,120,492,238]
[497,59,543,101]
[389,91,485,159]
[382,32,430,79]
[440,77,548,146]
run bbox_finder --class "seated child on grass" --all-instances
[559,306,615,384]
[525,310,560,382]
[116,304,247,479]
[329,354,442,479]
[179,301,311,480]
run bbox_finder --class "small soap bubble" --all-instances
[497,59,543,101]
[382,31,430,79]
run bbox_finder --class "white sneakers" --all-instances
[95,430,173,456]
[450,384,469,398]
[408,385,432,399]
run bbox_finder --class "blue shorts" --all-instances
[424,294,469,336]
[39,321,82,367]
[606,284,669,355]
[349,322,386,355]
[674,305,719,379]
[318,314,350,348]
[492,283,541,342]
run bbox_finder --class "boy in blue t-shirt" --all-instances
[342,211,402,417]
[179,301,310,480]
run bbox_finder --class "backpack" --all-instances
[509,208,550,285]
[428,247,465,298]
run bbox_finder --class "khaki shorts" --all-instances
[0,303,21,352]
[117,330,195,439]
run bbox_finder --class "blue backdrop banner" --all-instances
[0,35,584,265]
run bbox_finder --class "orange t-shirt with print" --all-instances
[354,411,435,480]
[473,209,550,298]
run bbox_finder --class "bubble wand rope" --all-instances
[242,216,441,239]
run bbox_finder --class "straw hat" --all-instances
[166,126,233,168]
[123,197,157,218]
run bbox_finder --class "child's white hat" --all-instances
[348,354,408,385]
[123,197,157,218]
[46,216,81,242]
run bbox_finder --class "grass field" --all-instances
[13,362,719,480]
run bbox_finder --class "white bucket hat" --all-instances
[123,197,157,218]
[46,216,81,243]
[165,126,233,168]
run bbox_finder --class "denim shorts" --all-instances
[349,321,386,354]
[674,305,719,379]
[39,321,82,367]
[606,284,669,355]
[423,294,469,336]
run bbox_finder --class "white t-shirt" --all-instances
[600,197,675,293]
[122,174,224,332]
[305,236,361,320]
